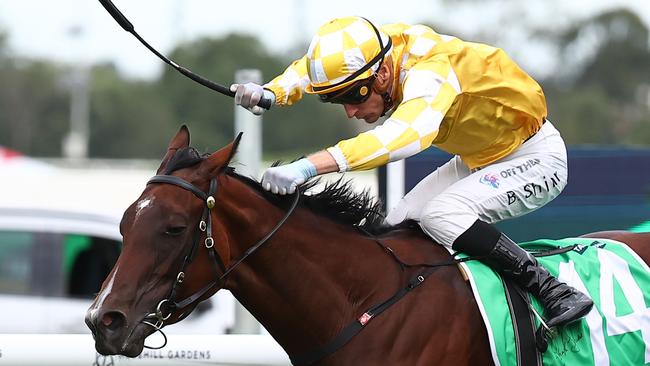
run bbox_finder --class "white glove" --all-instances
[262,159,317,195]
[230,82,275,115]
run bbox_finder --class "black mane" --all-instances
[225,167,399,235]
[165,147,411,235]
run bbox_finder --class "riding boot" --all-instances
[485,234,594,327]
[452,220,593,328]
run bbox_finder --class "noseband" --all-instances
[141,174,299,348]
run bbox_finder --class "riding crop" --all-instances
[97,0,273,110]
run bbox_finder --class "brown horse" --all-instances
[85,126,650,365]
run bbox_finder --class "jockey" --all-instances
[231,16,593,329]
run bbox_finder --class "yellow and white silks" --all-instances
[265,22,547,172]
[265,20,566,247]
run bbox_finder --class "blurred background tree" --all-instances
[542,8,650,145]
[89,63,175,158]
[0,7,648,159]
[0,57,69,156]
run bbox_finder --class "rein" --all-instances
[141,174,299,349]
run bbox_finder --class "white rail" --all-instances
[0,334,291,366]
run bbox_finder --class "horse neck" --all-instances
[215,176,392,355]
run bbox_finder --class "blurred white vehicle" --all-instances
[0,206,235,335]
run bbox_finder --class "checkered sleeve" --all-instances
[327,58,461,172]
[264,56,312,106]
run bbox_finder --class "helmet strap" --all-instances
[372,63,395,116]
[380,92,394,117]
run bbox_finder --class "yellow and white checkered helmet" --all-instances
[305,16,392,95]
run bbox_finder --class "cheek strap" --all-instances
[379,91,394,117]
[373,72,394,117]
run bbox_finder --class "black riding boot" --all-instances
[453,220,594,328]
[486,233,594,327]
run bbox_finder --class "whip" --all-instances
[98,0,272,110]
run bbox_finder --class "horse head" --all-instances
[85,126,241,356]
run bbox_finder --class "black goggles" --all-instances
[313,17,391,105]
[318,75,377,105]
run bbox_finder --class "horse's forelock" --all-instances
[164,147,207,174]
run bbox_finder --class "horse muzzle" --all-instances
[85,308,151,357]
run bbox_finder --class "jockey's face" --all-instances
[341,59,393,124]
[342,90,386,124]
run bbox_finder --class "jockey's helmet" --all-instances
[304,16,393,104]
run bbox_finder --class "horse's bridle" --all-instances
[140,174,299,348]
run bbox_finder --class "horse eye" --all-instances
[165,226,187,236]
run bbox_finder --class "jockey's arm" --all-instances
[306,150,339,175]
[264,55,311,106]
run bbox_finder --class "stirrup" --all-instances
[528,295,552,352]
[535,325,553,352]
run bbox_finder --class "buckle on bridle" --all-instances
[205,237,215,248]
[206,196,216,208]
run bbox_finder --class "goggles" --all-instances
[314,17,392,105]
[318,75,377,105]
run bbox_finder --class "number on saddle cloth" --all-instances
[458,238,650,366]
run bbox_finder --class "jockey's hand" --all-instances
[262,159,317,195]
[230,82,275,115]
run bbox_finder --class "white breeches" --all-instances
[385,121,568,248]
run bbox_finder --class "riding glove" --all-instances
[262,159,317,195]
[230,82,275,115]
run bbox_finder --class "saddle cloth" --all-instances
[458,238,650,366]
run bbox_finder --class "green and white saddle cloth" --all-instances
[458,238,650,366]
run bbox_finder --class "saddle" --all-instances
[457,238,649,366]
[457,262,545,365]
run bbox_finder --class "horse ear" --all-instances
[205,132,243,172]
[157,125,191,174]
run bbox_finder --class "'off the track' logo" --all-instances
[479,173,500,189]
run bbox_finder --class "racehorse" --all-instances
[85,126,650,365]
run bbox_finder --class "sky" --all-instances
[0,0,648,81]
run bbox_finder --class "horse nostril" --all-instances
[101,311,126,332]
